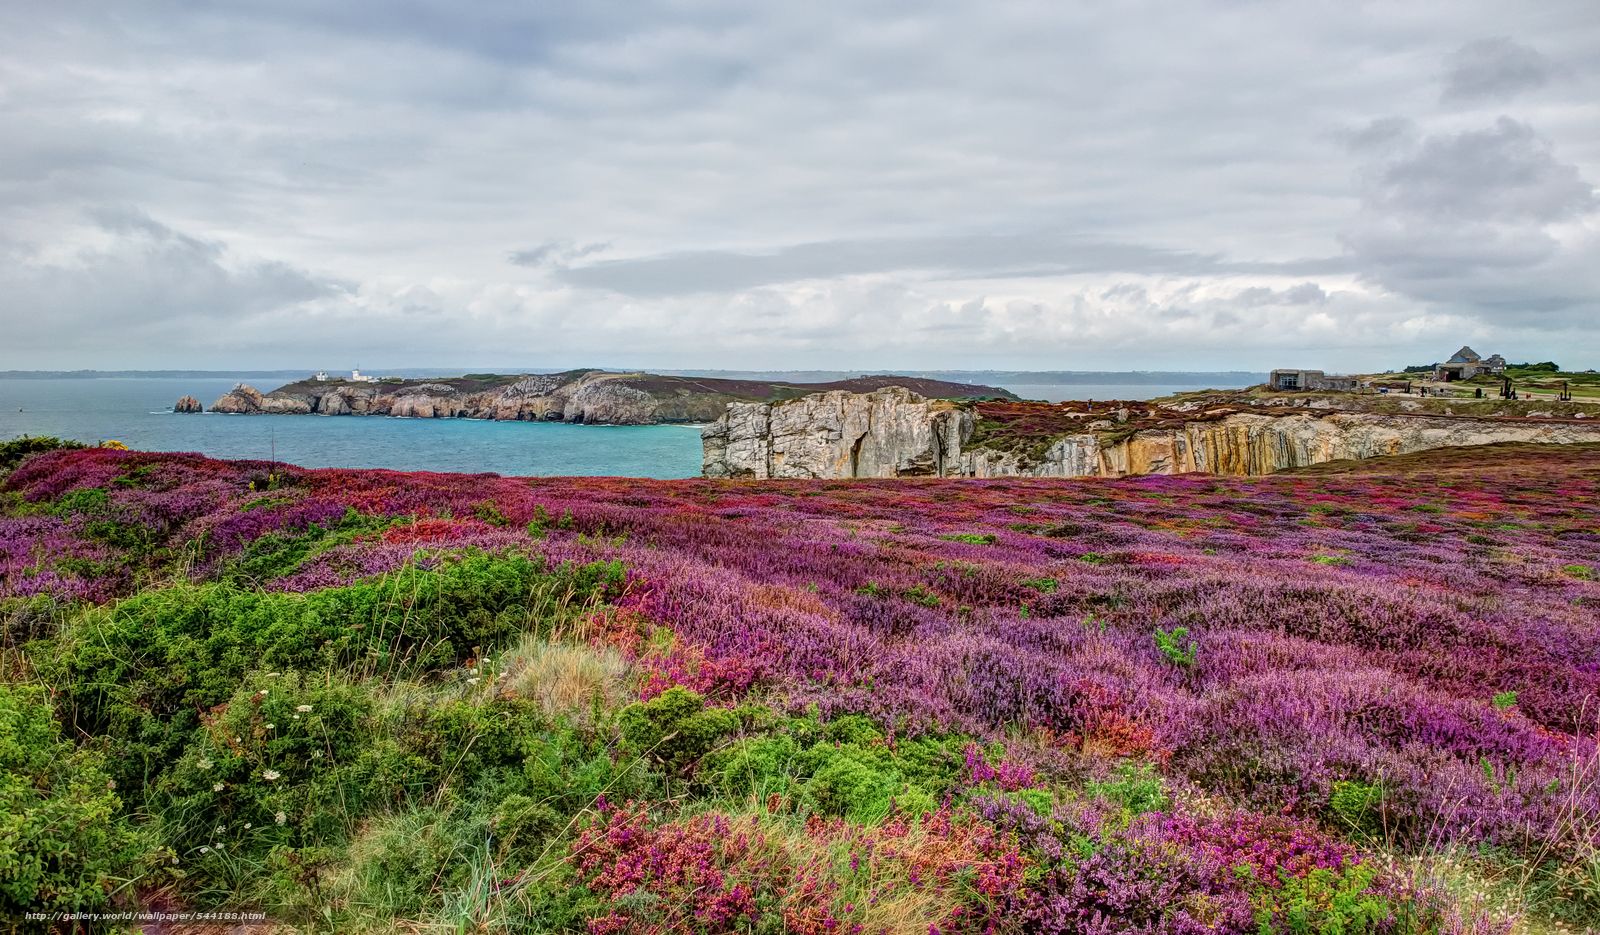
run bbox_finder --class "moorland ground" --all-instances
[2,439,1598,933]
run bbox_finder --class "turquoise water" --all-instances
[0,377,1255,476]
[0,379,705,477]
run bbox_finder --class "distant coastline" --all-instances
[4,368,1268,383]
[184,369,1028,425]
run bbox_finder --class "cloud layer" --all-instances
[1,2,1597,371]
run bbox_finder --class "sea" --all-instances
[0,377,1251,478]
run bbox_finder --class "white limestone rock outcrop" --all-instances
[702,387,974,478]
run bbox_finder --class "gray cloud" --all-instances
[1,1,1598,371]
[507,240,610,267]
[1342,117,1598,323]
[1441,38,1555,105]
[553,233,1350,297]
[1366,118,1595,223]
[1,208,349,355]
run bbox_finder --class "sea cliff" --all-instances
[197,370,1013,425]
[702,387,1600,478]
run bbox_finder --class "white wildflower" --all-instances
[197,757,213,770]
[295,704,312,713]
[262,769,281,781]
[243,822,252,829]
[466,677,481,685]
[213,782,224,792]
[292,714,300,720]
[274,811,287,826]
[264,723,275,730]
[257,689,268,696]
[199,846,211,854]
[215,825,225,834]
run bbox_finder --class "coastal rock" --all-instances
[209,384,265,414]
[565,381,657,425]
[173,395,203,414]
[703,389,1600,479]
[308,385,378,415]
[258,393,313,415]
[703,387,973,479]
[184,371,1015,427]
[483,375,570,421]
[388,383,465,419]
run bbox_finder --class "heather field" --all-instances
[2,439,1599,933]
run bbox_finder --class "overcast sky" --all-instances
[3,1,1597,372]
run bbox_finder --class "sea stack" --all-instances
[208,384,265,414]
[173,395,203,413]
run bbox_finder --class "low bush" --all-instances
[0,683,145,915]
[0,435,85,472]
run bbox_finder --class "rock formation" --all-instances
[208,384,266,414]
[173,395,203,414]
[703,387,972,478]
[703,388,1600,479]
[564,381,657,425]
[191,371,1012,427]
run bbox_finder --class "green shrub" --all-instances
[618,687,740,773]
[152,673,387,866]
[1329,779,1385,838]
[705,714,967,823]
[1491,690,1518,711]
[0,683,143,915]
[1153,626,1197,668]
[37,552,623,798]
[1086,761,1167,817]
[473,500,511,527]
[939,533,997,545]
[1562,564,1595,580]
[221,508,399,584]
[796,744,904,822]
[0,435,85,471]
[1256,863,1393,933]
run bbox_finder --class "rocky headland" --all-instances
[702,387,1600,478]
[195,370,1013,425]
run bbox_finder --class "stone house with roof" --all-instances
[1434,347,1506,382]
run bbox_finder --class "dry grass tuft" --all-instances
[496,634,630,721]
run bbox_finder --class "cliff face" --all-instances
[702,389,1600,479]
[703,387,973,478]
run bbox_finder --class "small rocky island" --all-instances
[702,386,1600,478]
[185,369,1015,425]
